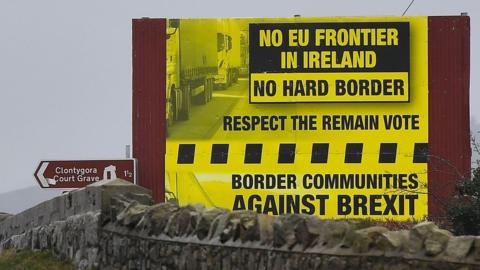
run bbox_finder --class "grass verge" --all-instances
[0,249,73,270]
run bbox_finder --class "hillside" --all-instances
[0,186,63,214]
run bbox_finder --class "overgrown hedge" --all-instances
[448,167,480,235]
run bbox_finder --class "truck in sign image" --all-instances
[216,19,241,89]
[166,19,216,124]
[166,19,241,125]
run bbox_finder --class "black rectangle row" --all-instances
[177,143,428,164]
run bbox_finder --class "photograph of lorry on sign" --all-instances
[165,17,428,220]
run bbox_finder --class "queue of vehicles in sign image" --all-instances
[166,19,246,127]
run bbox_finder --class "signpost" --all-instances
[34,159,137,188]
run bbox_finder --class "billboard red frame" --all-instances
[132,16,471,217]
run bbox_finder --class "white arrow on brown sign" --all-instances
[35,161,50,188]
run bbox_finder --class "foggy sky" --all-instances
[0,0,478,193]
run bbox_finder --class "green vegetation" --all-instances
[0,249,73,270]
[448,167,480,235]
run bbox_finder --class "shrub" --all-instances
[447,167,480,235]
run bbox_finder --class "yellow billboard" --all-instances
[165,17,428,220]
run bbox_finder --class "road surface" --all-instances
[168,78,248,140]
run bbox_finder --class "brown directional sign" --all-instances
[34,159,137,188]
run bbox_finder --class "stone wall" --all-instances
[0,179,152,243]
[1,179,480,270]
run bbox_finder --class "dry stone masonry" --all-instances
[1,179,480,269]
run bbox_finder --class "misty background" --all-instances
[0,0,479,213]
